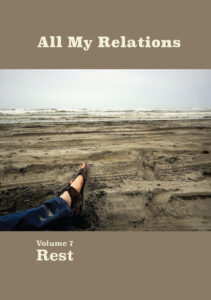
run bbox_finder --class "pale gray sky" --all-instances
[0,70,210,109]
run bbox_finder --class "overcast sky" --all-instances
[0,70,210,109]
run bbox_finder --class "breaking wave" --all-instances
[0,108,211,123]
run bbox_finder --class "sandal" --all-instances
[74,165,88,215]
[60,165,88,216]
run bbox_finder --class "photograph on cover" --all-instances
[0,69,210,231]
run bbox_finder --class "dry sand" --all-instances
[0,119,211,230]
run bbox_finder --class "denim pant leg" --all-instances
[0,197,73,231]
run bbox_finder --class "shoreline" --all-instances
[1,109,211,124]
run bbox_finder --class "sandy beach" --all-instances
[0,111,211,230]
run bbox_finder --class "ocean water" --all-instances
[0,109,211,123]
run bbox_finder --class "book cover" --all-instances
[0,1,210,299]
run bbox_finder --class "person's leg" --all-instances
[60,162,85,206]
[0,196,72,230]
[0,163,86,231]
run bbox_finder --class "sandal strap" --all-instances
[76,167,87,182]
[66,186,82,210]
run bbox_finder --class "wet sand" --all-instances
[0,119,211,230]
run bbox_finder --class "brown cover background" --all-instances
[0,1,210,299]
[0,0,210,68]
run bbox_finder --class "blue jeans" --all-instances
[0,197,73,231]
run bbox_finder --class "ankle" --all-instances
[70,175,84,193]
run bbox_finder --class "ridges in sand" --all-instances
[0,119,211,230]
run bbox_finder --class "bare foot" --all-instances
[60,163,86,206]
[70,162,85,193]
